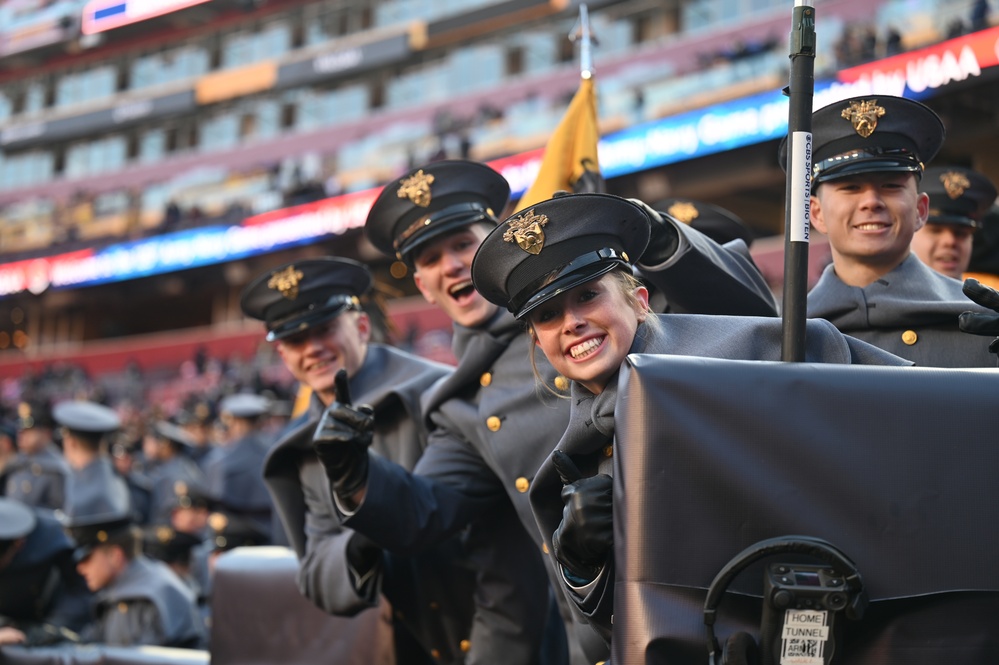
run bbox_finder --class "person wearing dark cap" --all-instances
[466,191,907,647]
[166,478,214,604]
[109,431,154,526]
[65,510,203,648]
[56,400,132,521]
[3,399,70,512]
[203,394,274,541]
[911,165,998,279]
[319,159,781,665]
[175,397,218,472]
[645,197,760,312]
[783,95,996,367]
[143,420,209,526]
[141,522,210,635]
[143,524,204,590]
[243,256,475,665]
[0,497,92,647]
[204,509,271,575]
[651,197,755,248]
[965,205,999,289]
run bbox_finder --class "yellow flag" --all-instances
[514,76,603,212]
[291,383,312,418]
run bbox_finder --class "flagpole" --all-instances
[781,0,815,362]
[573,4,594,79]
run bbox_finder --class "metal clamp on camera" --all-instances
[703,536,868,665]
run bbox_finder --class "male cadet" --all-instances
[244,257,485,665]
[175,397,217,472]
[313,159,781,665]
[911,165,998,279]
[65,510,203,648]
[4,399,69,512]
[0,498,91,646]
[143,420,207,525]
[203,394,273,540]
[55,401,132,519]
[788,95,997,367]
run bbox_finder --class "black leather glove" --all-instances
[312,369,375,503]
[550,450,613,583]
[959,278,999,354]
[628,198,679,265]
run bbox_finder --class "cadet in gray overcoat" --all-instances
[469,192,909,647]
[314,160,785,665]
[246,257,485,665]
[781,95,997,367]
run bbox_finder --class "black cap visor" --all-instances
[397,201,498,264]
[514,249,629,319]
[814,147,922,184]
[266,294,357,342]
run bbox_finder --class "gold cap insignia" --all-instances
[97,530,108,542]
[841,99,885,138]
[503,210,549,255]
[667,201,699,225]
[397,170,435,208]
[156,526,173,543]
[209,513,228,532]
[940,171,971,200]
[268,265,305,300]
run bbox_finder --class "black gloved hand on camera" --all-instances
[312,369,374,503]
[628,198,679,265]
[550,450,614,583]
[959,278,999,354]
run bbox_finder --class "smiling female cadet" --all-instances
[468,192,908,646]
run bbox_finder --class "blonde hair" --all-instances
[526,267,656,396]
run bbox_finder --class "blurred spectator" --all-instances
[65,511,204,648]
[162,201,182,231]
[885,27,903,56]
[947,17,967,39]
[0,499,93,647]
[203,394,274,541]
[143,421,208,525]
[972,0,991,31]
[4,399,68,512]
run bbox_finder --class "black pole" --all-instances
[781,0,816,362]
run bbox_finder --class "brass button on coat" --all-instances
[460,640,471,652]
[515,477,530,493]
[603,445,613,458]
[480,372,492,387]
[902,330,918,345]
[486,416,501,431]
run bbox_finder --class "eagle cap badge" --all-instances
[841,99,886,138]
[503,210,549,254]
